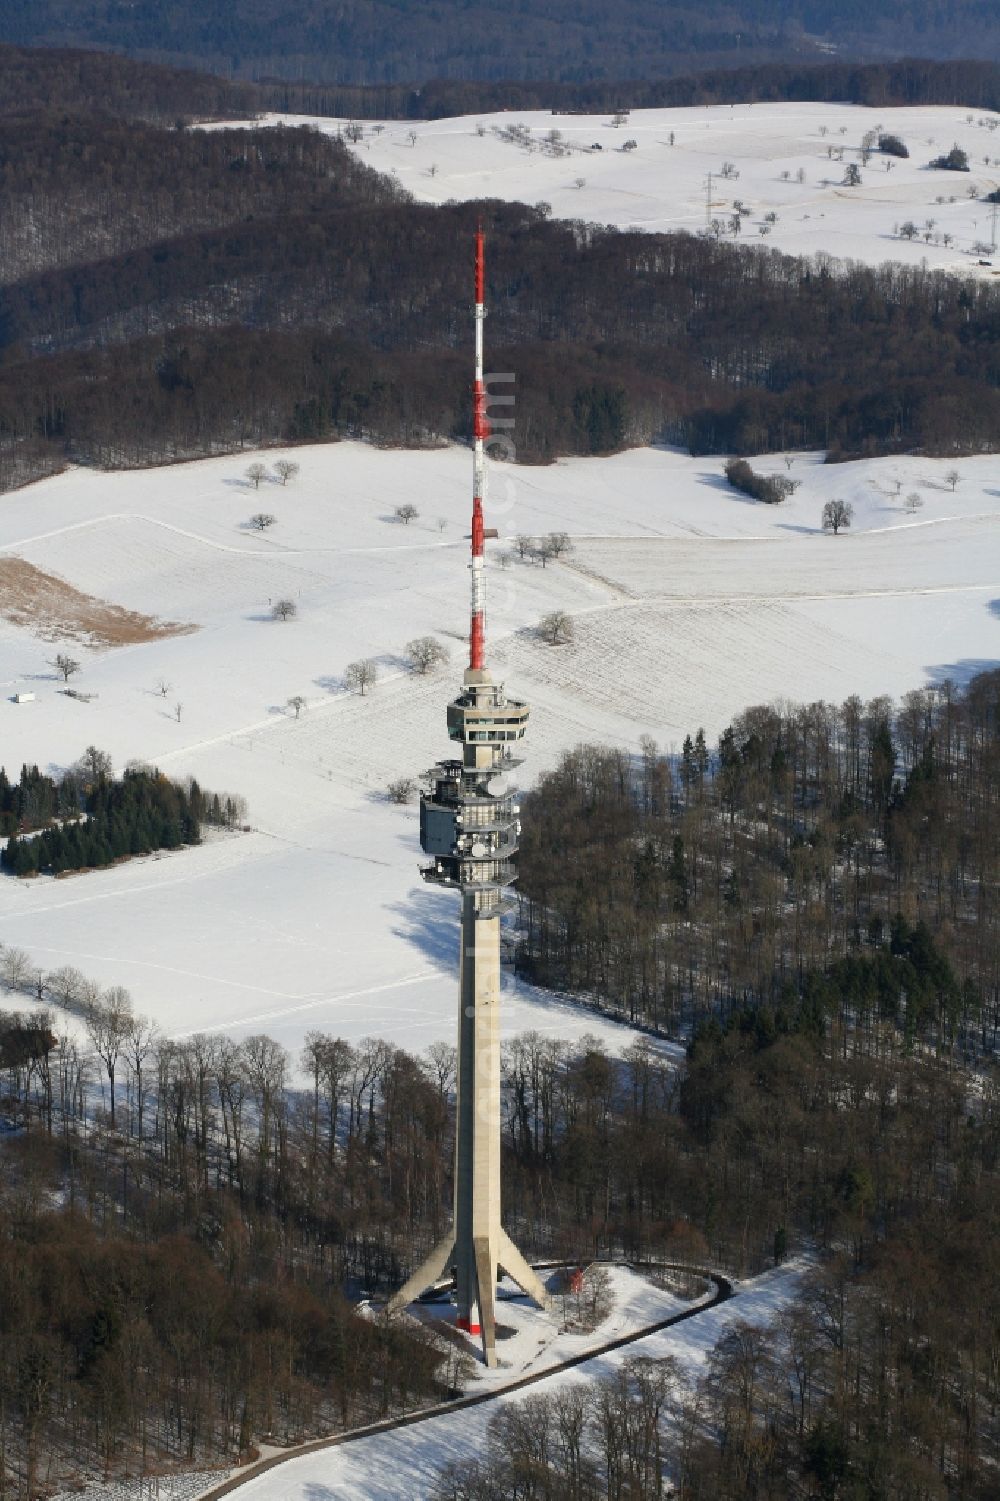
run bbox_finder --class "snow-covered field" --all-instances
[218,102,1000,275]
[199,1260,806,1501]
[0,442,997,1058]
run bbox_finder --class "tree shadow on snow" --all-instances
[927,602,1000,685]
[925,657,1000,688]
[697,471,763,506]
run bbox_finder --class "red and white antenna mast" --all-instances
[470,225,489,672]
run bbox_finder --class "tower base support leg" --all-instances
[473,1236,498,1368]
[387,1231,455,1315]
[388,1226,549,1372]
[498,1227,551,1310]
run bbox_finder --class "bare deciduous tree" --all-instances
[239,1032,288,1192]
[46,965,87,1011]
[0,945,31,992]
[821,499,854,534]
[154,678,172,698]
[533,531,572,567]
[395,503,418,525]
[77,745,113,784]
[387,777,415,804]
[538,610,574,645]
[770,475,799,499]
[545,530,573,558]
[86,985,133,1126]
[249,512,276,531]
[245,462,267,489]
[123,1013,158,1140]
[346,659,378,695]
[945,468,962,491]
[50,653,81,682]
[271,598,297,621]
[287,695,306,718]
[406,636,449,674]
[904,491,924,513]
[274,460,300,486]
[173,701,183,722]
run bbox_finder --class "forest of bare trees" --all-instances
[0,118,400,285]
[4,183,1000,493]
[1,935,995,1495]
[5,3,1000,88]
[2,44,999,125]
[0,1008,453,1494]
[256,57,1000,122]
[0,43,256,123]
[518,670,1000,1051]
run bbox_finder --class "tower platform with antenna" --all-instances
[388,228,549,1367]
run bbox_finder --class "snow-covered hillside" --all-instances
[0,442,997,1058]
[213,102,1000,276]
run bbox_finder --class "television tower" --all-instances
[389,227,549,1367]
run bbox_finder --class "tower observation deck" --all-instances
[388,229,548,1367]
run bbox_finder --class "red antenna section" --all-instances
[473,383,490,443]
[470,226,487,672]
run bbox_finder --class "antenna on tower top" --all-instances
[470,225,489,673]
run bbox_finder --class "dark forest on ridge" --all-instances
[4,0,1000,83]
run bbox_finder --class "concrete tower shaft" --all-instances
[389,229,548,1366]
